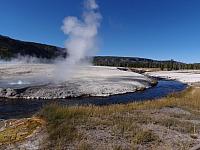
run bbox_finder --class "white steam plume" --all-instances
[55,0,102,81]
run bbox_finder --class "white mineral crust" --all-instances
[0,64,154,98]
[146,70,200,84]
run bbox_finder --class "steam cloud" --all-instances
[55,0,102,81]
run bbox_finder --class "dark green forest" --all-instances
[1,35,200,70]
[93,56,200,70]
[0,35,66,60]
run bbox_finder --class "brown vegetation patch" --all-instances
[0,118,43,146]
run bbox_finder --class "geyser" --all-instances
[55,0,102,81]
[9,80,30,85]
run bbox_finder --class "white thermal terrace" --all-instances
[146,70,200,84]
[0,64,154,99]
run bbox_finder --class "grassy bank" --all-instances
[38,87,200,149]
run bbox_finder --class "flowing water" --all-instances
[0,80,187,119]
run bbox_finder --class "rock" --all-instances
[5,88,17,97]
[0,88,6,96]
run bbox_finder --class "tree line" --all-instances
[93,56,200,70]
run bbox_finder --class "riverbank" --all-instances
[1,86,200,149]
[39,87,200,150]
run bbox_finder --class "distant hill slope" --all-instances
[0,35,199,70]
[93,56,200,70]
[0,35,66,60]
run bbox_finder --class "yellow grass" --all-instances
[38,87,200,149]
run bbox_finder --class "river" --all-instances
[0,80,187,119]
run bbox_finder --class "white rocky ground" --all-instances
[0,64,155,99]
[146,70,200,84]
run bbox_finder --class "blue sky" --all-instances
[0,0,200,63]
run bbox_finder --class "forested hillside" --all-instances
[93,56,200,70]
[0,35,66,60]
[1,35,200,70]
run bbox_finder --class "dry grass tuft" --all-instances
[133,130,159,144]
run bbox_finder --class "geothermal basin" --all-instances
[0,80,187,119]
[0,63,188,119]
[0,64,155,99]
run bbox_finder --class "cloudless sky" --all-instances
[0,0,200,63]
